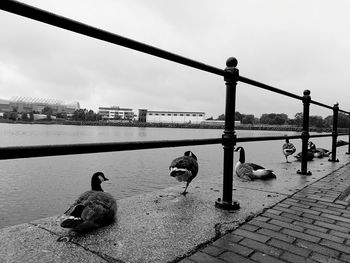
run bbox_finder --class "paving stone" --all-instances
[268,238,311,257]
[218,251,255,263]
[281,229,321,243]
[257,228,295,243]
[250,251,285,263]
[212,239,253,257]
[188,251,225,263]
[232,229,270,243]
[240,238,282,257]
[310,253,344,263]
[269,219,304,232]
[280,251,318,263]
[304,229,345,244]
[248,219,282,232]
[201,245,225,257]
[319,240,350,254]
[295,239,340,258]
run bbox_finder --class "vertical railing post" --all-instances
[329,103,339,162]
[215,57,240,210]
[347,111,350,155]
[297,90,312,175]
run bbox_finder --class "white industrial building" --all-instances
[98,106,135,120]
[145,110,205,124]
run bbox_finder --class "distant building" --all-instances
[98,106,135,120]
[0,99,10,113]
[145,110,205,124]
[138,109,147,122]
[0,96,80,114]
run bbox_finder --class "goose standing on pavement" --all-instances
[169,151,198,195]
[59,172,117,233]
[282,138,296,163]
[235,146,276,181]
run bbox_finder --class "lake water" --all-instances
[0,123,335,229]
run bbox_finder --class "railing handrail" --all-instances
[1,133,348,160]
[1,0,349,114]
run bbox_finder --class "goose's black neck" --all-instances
[238,147,245,163]
[91,176,104,191]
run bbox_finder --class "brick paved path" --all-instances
[179,164,350,263]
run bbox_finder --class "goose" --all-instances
[294,151,314,161]
[234,146,276,181]
[314,148,331,158]
[308,141,316,151]
[282,138,296,163]
[169,151,198,195]
[336,140,349,147]
[59,172,117,233]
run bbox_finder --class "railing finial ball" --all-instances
[303,90,311,96]
[226,57,238,67]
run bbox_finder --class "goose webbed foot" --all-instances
[181,191,188,196]
[57,235,73,242]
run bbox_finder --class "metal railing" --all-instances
[1,0,350,210]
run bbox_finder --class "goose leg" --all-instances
[182,182,190,195]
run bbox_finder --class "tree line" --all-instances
[208,112,349,128]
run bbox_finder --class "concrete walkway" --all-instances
[0,147,350,263]
[179,162,350,262]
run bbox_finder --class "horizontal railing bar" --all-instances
[1,133,346,160]
[310,100,333,110]
[0,0,226,77]
[339,109,350,114]
[0,138,222,160]
[238,76,303,100]
[237,133,347,143]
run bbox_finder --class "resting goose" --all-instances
[169,151,198,195]
[294,151,314,161]
[282,138,296,163]
[59,172,117,233]
[235,146,276,181]
[314,148,331,158]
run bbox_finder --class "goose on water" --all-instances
[59,172,117,233]
[169,151,198,195]
[235,146,276,181]
[282,138,296,163]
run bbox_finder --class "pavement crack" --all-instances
[28,222,125,263]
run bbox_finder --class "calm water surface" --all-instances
[0,123,333,228]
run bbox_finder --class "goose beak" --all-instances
[104,177,109,181]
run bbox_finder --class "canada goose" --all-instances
[234,146,276,181]
[169,151,198,195]
[59,172,117,233]
[313,148,331,158]
[294,151,314,161]
[282,138,296,163]
[308,141,316,151]
[336,140,349,147]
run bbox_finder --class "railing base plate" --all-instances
[215,198,240,210]
[328,158,339,162]
[297,170,312,175]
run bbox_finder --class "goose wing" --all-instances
[61,191,117,231]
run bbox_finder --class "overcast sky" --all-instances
[1,0,350,118]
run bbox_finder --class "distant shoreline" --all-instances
[1,119,346,133]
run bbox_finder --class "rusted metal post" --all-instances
[347,111,350,155]
[215,57,240,210]
[329,103,339,162]
[297,90,312,175]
